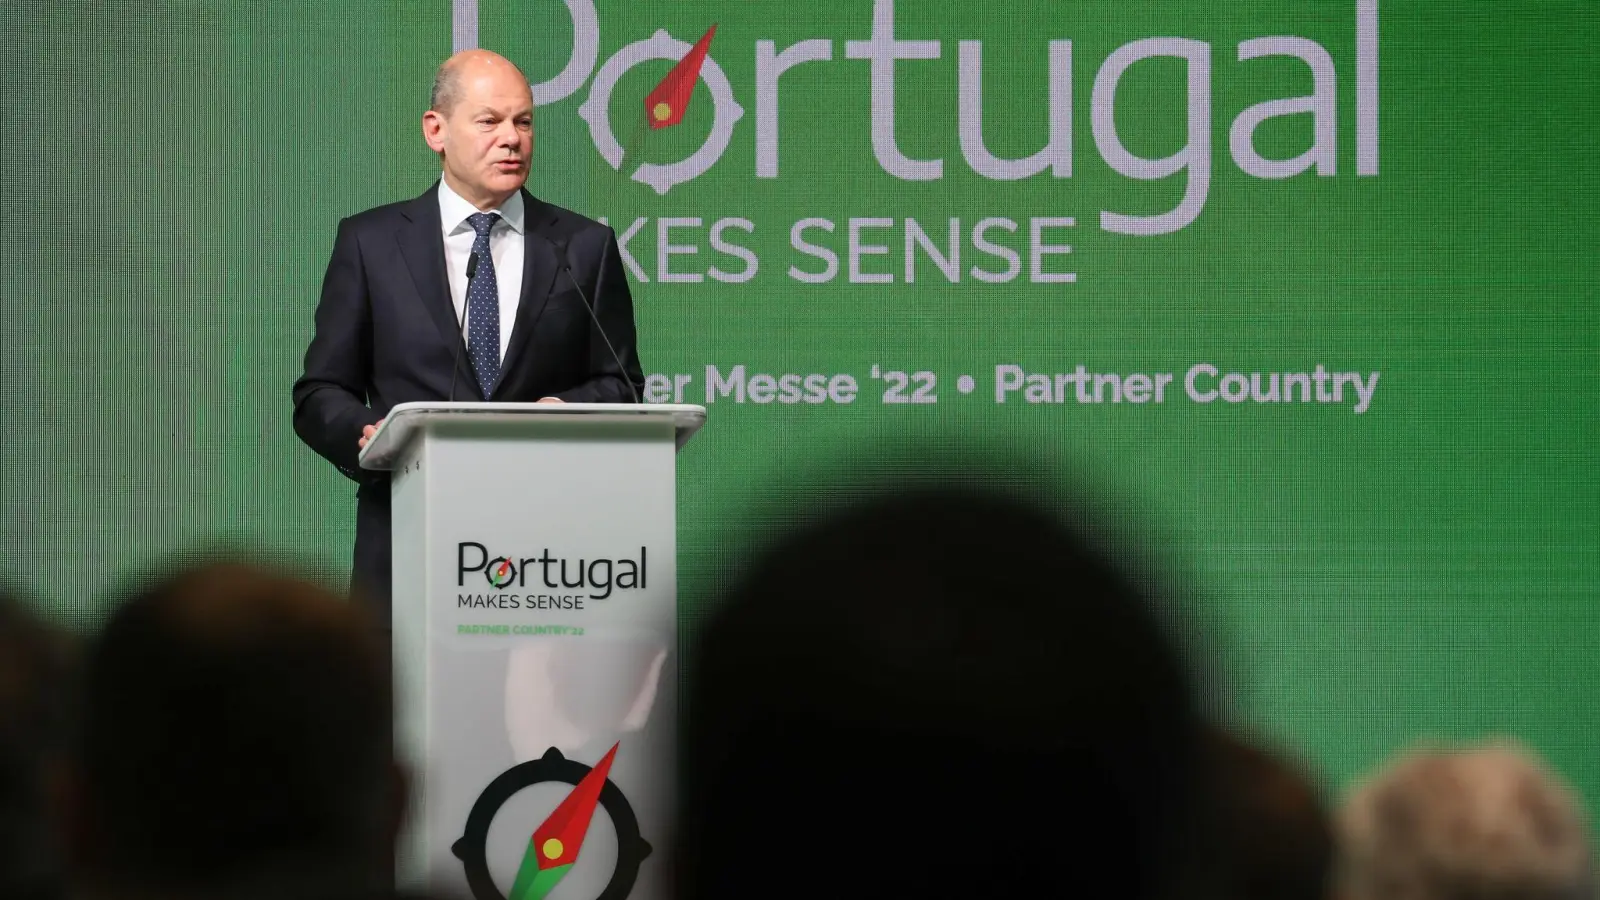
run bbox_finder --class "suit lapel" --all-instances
[396,183,477,395]
[499,191,560,380]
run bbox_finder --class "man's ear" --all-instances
[422,110,447,153]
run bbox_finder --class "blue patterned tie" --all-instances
[466,212,501,398]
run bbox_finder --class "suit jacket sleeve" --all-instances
[550,227,647,404]
[292,217,385,483]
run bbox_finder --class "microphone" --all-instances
[448,251,480,403]
[551,238,641,404]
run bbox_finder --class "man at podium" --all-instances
[291,49,645,618]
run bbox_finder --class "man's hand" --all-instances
[358,418,385,449]
[536,397,565,404]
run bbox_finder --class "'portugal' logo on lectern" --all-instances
[453,743,652,900]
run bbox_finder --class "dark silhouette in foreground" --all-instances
[69,562,402,900]
[680,474,1203,899]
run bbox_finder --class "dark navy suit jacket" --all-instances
[291,183,645,621]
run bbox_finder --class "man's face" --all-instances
[424,63,533,207]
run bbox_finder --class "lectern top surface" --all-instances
[357,402,706,471]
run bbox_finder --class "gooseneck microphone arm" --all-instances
[551,239,641,404]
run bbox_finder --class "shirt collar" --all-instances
[437,176,526,236]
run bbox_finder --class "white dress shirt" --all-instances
[438,177,525,360]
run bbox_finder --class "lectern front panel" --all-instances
[391,416,678,900]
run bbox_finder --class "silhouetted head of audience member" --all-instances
[0,587,77,900]
[72,561,400,899]
[680,473,1202,899]
[1336,741,1594,900]
[1197,724,1333,900]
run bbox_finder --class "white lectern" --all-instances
[359,402,706,900]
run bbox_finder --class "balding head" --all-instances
[423,49,534,210]
[430,49,530,116]
[1337,742,1594,900]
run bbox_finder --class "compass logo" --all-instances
[486,557,517,589]
[453,743,652,900]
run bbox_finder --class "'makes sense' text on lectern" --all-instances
[359,401,706,900]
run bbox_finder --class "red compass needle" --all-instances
[509,742,620,900]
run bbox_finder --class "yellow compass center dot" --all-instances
[542,838,564,860]
[653,102,672,121]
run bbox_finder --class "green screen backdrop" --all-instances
[1,0,1596,809]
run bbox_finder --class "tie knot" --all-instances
[468,212,499,237]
